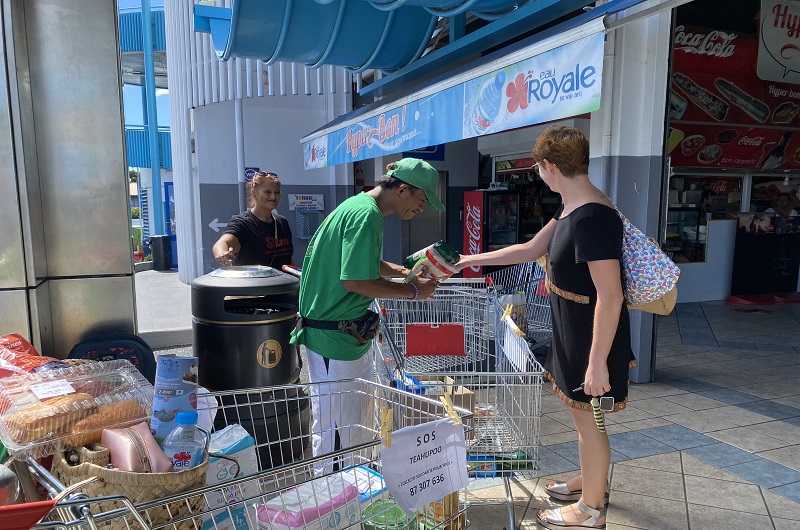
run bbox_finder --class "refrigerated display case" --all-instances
[462,190,520,277]
[664,205,705,263]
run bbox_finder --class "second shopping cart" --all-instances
[376,262,551,530]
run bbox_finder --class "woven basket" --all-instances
[51,446,208,530]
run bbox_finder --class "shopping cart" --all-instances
[26,379,471,530]
[376,263,550,530]
[486,262,551,351]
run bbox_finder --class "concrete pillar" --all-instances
[589,5,673,383]
[0,0,135,355]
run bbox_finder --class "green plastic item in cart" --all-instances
[0,440,6,464]
[363,499,419,530]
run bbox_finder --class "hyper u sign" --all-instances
[302,26,604,169]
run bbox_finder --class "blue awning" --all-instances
[301,16,606,169]
[300,0,654,168]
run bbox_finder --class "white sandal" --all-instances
[537,500,607,529]
[544,481,610,504]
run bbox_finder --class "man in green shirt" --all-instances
[290,158,444,472]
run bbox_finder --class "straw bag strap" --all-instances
[53,476,98,502]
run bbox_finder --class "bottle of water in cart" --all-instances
[161,410,205,471]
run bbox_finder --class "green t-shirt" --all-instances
[289,193,383,361]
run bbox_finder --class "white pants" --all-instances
[306,346,375,475]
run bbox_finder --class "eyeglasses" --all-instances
[254,171,279,178]
[532,162,541,178]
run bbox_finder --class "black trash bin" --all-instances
[192,265,309,469]
[149,235,172,271]
[191,266,301,390]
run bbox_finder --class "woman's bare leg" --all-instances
[571,406,610,510]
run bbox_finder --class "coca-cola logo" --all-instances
[710,180,727,193]
[674,25,737,58]
[738,136,765,146]
[465,204,482,272]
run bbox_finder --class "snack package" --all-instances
[150,355,199,444]
[0,334,68,379]
[202,425,259,530]
[255,475,361,530]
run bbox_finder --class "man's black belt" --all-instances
[298,316,339,330]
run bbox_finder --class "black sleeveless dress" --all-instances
[544,203,636,412]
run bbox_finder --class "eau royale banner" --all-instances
[303,30,604,169]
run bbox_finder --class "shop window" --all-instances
[493,157,560,242]
[751,176,800,216]
[663,175,742,263]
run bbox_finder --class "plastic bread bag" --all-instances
[196,387,218,433]
[0,334,69,379]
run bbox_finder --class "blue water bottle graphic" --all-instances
[161,410,205,471]
[471,70,505,135]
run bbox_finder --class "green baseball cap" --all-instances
[387,158,445,212]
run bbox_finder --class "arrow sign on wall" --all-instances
[208,218,227,232]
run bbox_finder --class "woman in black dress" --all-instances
[457,126,633,530]
[212,171,294,268]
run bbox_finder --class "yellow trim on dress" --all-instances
[546,277,590,304]
[544,361,638,414]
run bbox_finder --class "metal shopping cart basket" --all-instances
[376,263,550,530]
[25,379,471,530]
[486,262,551,351]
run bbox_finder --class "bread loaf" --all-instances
[64,400,147,447]
[4,392,94,442]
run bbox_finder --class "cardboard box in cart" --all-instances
[404,376,475,439]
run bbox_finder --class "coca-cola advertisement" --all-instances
[462,191,484,278]
[462,190,521,277]
[669,24,800,169]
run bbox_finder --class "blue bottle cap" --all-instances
[176,410,198,425]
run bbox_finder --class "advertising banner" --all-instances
[462,191,484,279]
[757,0,800,84]
[669,23,800,169]
[303,31,604,169]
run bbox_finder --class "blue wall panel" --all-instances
[119,9,166,52]
[126,128,172,170]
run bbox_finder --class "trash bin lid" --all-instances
[209,266,283,278]
[191,266,299,322]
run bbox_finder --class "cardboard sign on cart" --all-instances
[401,377,475,440]
[380,417,469,514]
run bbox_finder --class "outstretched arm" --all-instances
[456,218,557,270]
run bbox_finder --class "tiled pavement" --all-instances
[466,303,800,529]
[137,273,800,529]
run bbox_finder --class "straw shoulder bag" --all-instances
[51,444,208,530]
[536,208,679,315]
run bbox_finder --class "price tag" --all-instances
[30,380,76,400]
[380,417,468,514]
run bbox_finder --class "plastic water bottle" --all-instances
[471,71,506,135]
[161,410,205,471]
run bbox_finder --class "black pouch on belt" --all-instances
[299,310,380,345]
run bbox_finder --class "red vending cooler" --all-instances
[463,190,521,278]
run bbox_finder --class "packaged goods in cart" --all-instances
[102,421,172,473]
[362,498,419,530]
[161,410,205,471]
[496,291,527,333]
[0,360,152,458]
[202,424,259,530]
[151,355,199,443]
[403,241,460,282]
[341,465,389,512]
[0,333,69,378]
[254,473,362,530]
